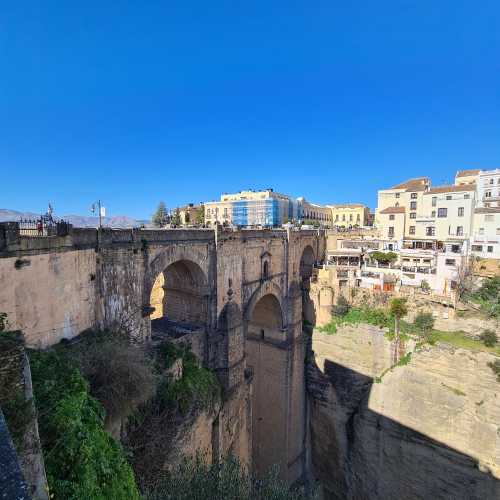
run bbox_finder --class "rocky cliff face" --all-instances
[307,325,500,500]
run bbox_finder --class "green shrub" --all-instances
[158,349,220,414]
[414,312,435,339]
[480,329,498,347]
[488,359,500,382]
[471,277,500,318]
[370,251,398,264]
[29,350,140,500]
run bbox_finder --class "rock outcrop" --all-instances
[307,324,500,500]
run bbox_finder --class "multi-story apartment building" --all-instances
[375,177,430,242]
[470,169,500,259]
[204,189,330,228]
[329,204,370,227]
[420,185,476,240]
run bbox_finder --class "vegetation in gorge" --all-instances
[479,329,498,348]
[488,359,500,382]
[470,276,500,318]
[126,341,221,491]
[413,311,435,340]
[29,349,140,500]
[59,329,156,423]
[157,344,220,414]
[0,314,33,451]
[147,456,318,500]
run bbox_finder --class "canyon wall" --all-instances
[308,324,500,500]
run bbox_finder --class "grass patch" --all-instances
[319,307,394,335]
[427,330,500,356]
[441,383,466,397]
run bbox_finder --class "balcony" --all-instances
[401,266,436,275]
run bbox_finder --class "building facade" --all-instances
[204,189,331,228]
[329,204,370,227]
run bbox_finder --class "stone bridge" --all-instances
[0,223,325,484]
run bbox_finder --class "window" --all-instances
[486,191,492,198]
[464,194,470,199]
[263,260,269,278]
[395,202,399,207]
[395,193,400,198]
[485,215,494,222]
[446,195,452,200]
[456,226,463,236]
[437,208,447,218]
[472,245,483,251]
[388,227,394,237]
[487,246,494,253]
[410,201,417,210]
[432,197,437,207]
[223,208,228,218]
[490,178,494,185]
[445,259,456,266]
[426,227,435,236]
[411,193,417,199]
[458,207,464,217]
[342,214,346,221]
[497,228,500,235]
[389,214,395,220]
[207,208,211,216]
[431,210,436,217]
[349,214,353,221]
[485,203,491,207]
[335,215,339,221]
[479,228,485,235]
[409,226,415,235]
[409,212,416,219]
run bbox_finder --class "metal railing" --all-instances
[19,218,70,237]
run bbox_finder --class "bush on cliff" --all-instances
[29,349,140,500]
[332,295,350,317]
[471,276,500,318]
[414,312,435,340]
[59,329,156,423]
[480,329,498,348]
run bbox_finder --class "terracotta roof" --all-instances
[475,207,500,214]
[379,206,406,214]
[391,177,429,191]
[456,169,480,178]
[424,184,476,194]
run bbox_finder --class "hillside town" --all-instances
[163,168,499,302]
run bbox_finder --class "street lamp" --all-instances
[90,200,105,229]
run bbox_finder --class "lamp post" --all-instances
[90,200,105,229]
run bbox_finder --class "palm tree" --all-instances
[390,297,408,363]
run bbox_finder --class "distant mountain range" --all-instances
[0,209,149,229]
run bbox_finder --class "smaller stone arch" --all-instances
[244,280,285,328]
[299,244,315,280]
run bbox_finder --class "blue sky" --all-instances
[1,1,499,219]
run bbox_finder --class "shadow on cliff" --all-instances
[307,357,500,500]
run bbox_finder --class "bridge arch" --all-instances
[148,258,209,331]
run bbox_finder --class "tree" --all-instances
[480,329,498,347]
[414,311,434,339]
[390,298,408,363]
[152,202,168,227]
[420,280,430,293]
[171,208,181,227]
[370,251,398,264]
[332,295,350,317]
[195,207,205,226]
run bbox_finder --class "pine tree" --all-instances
[152,201,168,227]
